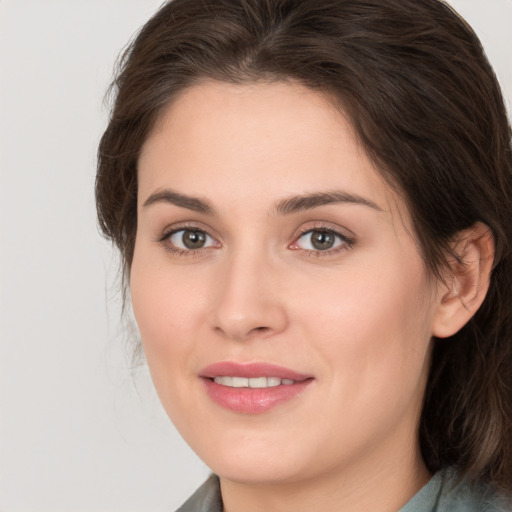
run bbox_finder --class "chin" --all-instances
[184,427,313,484]
[212,457,308,485]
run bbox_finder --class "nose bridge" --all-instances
[211,241,287,341]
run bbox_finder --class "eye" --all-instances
[291,228,353,253]
[167,228,217,251]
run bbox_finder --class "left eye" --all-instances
[168,229,217,250]
[294,229,347,251]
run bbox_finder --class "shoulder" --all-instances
[401,468,512,512]
[436,468,511,512]
[175,474,222,512]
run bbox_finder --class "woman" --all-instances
[96,0,512,510]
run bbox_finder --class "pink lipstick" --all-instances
[199,362,314,414]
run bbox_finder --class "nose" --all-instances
[210,248,288,342]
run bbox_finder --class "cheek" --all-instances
[129,249,203,390]
[130,239,208,337]
[296,256,434,395]
[131,272,181,349]
[289,259,434,458]
[130,270,204,431]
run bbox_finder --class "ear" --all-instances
[431,222,495,339]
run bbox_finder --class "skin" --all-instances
[131,80,462,512]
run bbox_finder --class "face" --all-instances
[131,81,439,485]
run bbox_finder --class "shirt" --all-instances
[175,469,511,512]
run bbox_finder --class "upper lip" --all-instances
[199,362,313,381]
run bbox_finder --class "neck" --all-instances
[220,436,431,512]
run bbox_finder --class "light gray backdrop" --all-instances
[1,1,511,511]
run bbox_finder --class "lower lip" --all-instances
[202,378,313,414]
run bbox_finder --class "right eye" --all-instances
[166,228,218,251]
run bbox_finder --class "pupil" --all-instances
[183,230,206,249]
[311,231,334,250]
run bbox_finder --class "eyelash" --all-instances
[158,224,355,258]
[291,225,355,258]
[158,224,218,257]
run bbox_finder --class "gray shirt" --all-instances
[176,469,511,512]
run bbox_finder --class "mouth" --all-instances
[212,376,297,388]
[199,362,314,414]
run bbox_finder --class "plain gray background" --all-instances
[0,1,511,511]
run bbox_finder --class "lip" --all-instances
[199,361,312,380]
[199,361,314,414]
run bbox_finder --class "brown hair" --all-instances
[96,0,512,492]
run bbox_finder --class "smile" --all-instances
[213,376,296,388]
[200,362,314,413]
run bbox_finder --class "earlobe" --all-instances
[431,222,495,339]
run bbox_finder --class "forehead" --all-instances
[138,80,404,218]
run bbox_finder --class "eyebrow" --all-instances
[142,189,382,215]
[143,190,214,214]
[274,191,383,215]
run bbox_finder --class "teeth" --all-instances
[213,376,296,388]
[232,377,249,387]
[213,376,231,386]
[249,377,267,388]
[267,377,281,387]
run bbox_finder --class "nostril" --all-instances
[214,324,272,341]
[212,296,288,341]
[251,326,271,335]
